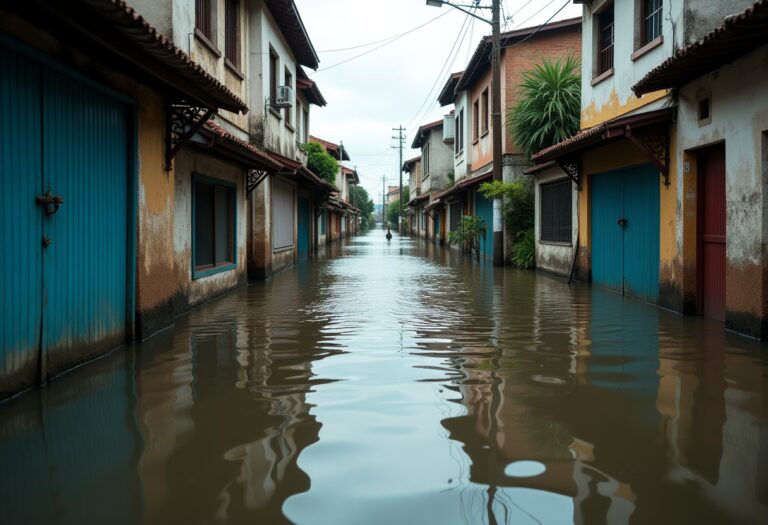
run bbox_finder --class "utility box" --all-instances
[442,113,455,144]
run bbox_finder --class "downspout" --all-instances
[567,185,580,285]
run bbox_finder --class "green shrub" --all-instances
[448,215,487,261]
[511,228,535,269]
[304,142,339,184]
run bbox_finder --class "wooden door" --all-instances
[698,144,726,321]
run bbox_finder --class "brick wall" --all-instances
[502,26,582,155]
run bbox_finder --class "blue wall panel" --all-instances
[474,191,493,259]
[42,68,128,376]
[591,172,624,294]
[297,196,310,260]
[0,47,43,397]
[623,165,660,302]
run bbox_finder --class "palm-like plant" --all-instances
[508,56,581,157]
[448,216,487,261]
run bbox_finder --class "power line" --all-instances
[509,0,535,20]
[311,10,453,74]
[404,11,474,134]
[317,11,453,53]
[513,0,558,29]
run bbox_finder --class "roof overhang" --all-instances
[438,71,464,106]
[456,17,582,92]
[268,150,336,191]
[633,0,768,95]
[309,136,350,161]
[411,119,443,149]
[433,170,493,201]
[8,0,249,114]
[264,0,319,70]
[532,107,675,189]
[297,66,327,106]
[403,155,422,173]
[195,122,282,171]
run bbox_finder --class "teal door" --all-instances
[298,196,310,259]
[591,164,659,302]
[474,191,493,259]
[0,44,130,397]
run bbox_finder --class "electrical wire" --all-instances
[311,10,453,73]
[404,11,474,134]
[513,0,559,29]
[509,0,535,21]
[317,11,452,53]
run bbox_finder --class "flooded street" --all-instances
[2,230,768,525]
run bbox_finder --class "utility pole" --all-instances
[381,175,386,226]
[392,125,406,234]
[491,0,503,266]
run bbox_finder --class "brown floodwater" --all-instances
[1,230,768,525]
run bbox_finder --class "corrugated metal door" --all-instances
[42,68,128,376]
[297,196,309,259]
[0,47,43,397]
[623,164,659,302]
[699,144,726,321]
[0,45,129,395]
[591,171,624,294]
[474,191,493,258]
[591,165,659,302]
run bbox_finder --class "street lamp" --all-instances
[426,0,503,267]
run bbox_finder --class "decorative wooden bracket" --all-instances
[165,102,214,170]
[625,125,670,188]
[556,157,581,190]
[247,169,269,197]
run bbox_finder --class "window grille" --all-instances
[540,180,572,243]
[597,6,614,75]
[643,0,662,45]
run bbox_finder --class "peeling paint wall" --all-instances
[422,126,453,194]
[675,46,768,338]
[534,167,579,277]
[172,149,248,313]
[453,91,471,183]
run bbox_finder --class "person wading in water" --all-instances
[385,228,392,242]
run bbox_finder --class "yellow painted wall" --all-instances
[581,88,668,129]
[578,138,680,295]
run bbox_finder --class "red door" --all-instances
[698,144,726,321]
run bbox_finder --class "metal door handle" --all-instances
[36,191,64,216]
[617,217,628,229]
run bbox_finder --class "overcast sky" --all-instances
[296,0,582,204]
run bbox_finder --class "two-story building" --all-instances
[0,0,282,399]
[532,0,761,338]
[407,120,454,241]
[309,136,359,243]
[432,18,582,260]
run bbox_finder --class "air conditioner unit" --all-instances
[443,113,455,144]
[274,85,294,108]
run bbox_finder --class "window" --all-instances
[272,179,294,250]
[421,211,426,230]
[195,0,213,41]
[698,97,711,125]
[540,180,572,243]
[269,47,279,109]
[194,177,235,276]
[455,109,464,154]
[597,4,614,75]
[423,143,430,179]
[303,107,309,143]
[642,0,662,45]
[450,203,462,232]
[482,88,489,134]
[284,68,293,126]
[225,0,240,66]
[473,99,480,141]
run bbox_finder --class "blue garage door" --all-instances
[591,164,659,302]
[474,191,493,259]
[0,45,129,397]
[297,196,310,259]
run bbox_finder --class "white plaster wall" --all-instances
[675,46,768,266]
[580,0,682,124]
[249,1,301,159]
[423,126,454,194]
[453,91,470,182]
[534,166,579,277]
[683,0,756,44]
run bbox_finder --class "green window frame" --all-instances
[192,173,237,279]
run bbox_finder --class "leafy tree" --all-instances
[350,185,375,231]
[479,179,534,268]
[508,56,581,157]
[448,215,487,261]
[385,186,409,227]
[304,142,339,184]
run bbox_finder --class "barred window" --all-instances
[540,180,572,243]
[597,4,614,75]
[642,0,662,45]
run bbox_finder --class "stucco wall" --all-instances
[534,167,579,277]
[579,0,673,129]
[453,91,470,182]
[469,68,493,174]
[683,0,756,44]
[423,126,454,193]
[675,46,768,337]
[249,2,302,159]
[172,149,248,313]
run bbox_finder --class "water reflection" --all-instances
[0,231,767,524]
